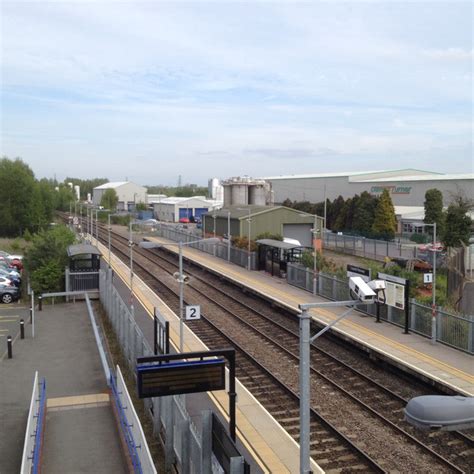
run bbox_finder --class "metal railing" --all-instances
[287,263,474,354]
[142,225,257,270]
[99,269,246,472]
[111,365,156,474]
[20,372,46,474]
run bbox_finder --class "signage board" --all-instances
[137,358,225,398]
[377,272,407,310]
[423,273,433,284]
[347,265,371,283]
[73,217,79,225]
[185,305,201,320]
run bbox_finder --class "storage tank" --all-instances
[224,185,233,206]
[249,185,266,205]
[231,184,248,206]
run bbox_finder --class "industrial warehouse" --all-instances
[264,169,474,207]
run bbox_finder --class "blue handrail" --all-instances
[32,378,46,474]
[110,374,143,473]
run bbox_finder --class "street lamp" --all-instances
[139,237,219,352]
[237,208,252,271]
[423,222,438,344]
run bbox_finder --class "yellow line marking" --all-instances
[0,315,19,318]
[0,319,19,323]
[108,238,474,386]
[47,393,110,408]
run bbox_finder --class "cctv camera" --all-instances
[349,276,376,303]
[368,280,386,291]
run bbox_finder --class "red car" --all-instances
[179,217,190,224]
[9,258,23,271]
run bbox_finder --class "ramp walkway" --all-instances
[0,302,127,474]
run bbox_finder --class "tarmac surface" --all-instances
[0,301,126,474]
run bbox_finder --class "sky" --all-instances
[1,1,472,186]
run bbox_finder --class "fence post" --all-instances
[164,397,175,471]
[468,319,474,354]
[436,307,442,343]
[180,418,190,473]
[230,457,245,473]
[201,411,212,473]
[410,299,416,331]
[363,237,366,258]
[332,275,337,300]
[65,267,70,302]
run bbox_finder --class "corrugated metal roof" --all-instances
[352,173,473,183]
[256,239,301,249]
[94,181,128,189]
[263,169,440,181]
[208,205,315,220]
[67,244,101,257]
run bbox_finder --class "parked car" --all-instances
[0,276,13,287]
[0,263,20,279]
[0,286,20,304]
[418,242,444,252]
[9,258,23,271]
[0,269,20,287]
[179,217,190,224]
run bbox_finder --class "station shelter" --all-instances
[66,244,101,293]
[256,239,307,278]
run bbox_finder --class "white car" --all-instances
[0,276,13,287]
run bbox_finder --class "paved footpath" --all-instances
[0,302,126,474]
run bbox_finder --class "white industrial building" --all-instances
[153,196,222,222]
[264,169,473,208]
[92,181,147,211]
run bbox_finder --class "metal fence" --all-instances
[99,269,246,473]
[111,365,157,474]
[65,268,100,293]
[20,371,46,474]
[142,225,256,270]
[323,233,420,261]
[287,263,474,354]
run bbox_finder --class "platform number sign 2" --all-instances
[185,305,201,320]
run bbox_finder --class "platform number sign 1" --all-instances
[185,305,201,320]
[424,273,433,284]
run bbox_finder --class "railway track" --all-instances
[66,216,474,472]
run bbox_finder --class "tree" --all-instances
[0,157,37,236]
[25,225,76,293]
[100,188,119,210]
[442,195,472,248]
[327,195,345,230]
[353,192,378,236]
[372,189,397,240]
[424,189,445,236]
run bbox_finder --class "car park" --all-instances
[0,269,20,286]
[0,264,20,279]
[0,286,20,304]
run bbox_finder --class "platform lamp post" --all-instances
[423,222,437,344]
[298,298,374,473]
[139,238,219,352]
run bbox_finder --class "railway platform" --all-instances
[0,302,127,474]
[99,238,320,473]
[136,234,474,397]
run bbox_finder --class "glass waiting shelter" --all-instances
[256,239,306,278]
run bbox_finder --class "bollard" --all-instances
[7,336,12,359]
[38,296,42,311]
[20,319,25,339]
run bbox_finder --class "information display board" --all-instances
[137,358,225,398]
[377,272,408,310]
